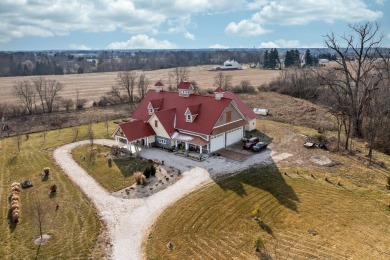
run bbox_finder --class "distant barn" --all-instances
[213,60,243,71]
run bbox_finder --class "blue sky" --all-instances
[0,0,389,51]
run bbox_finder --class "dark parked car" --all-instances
[251,142,268,152]
[243,137,259,149]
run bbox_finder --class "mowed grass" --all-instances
[146,166,390,260]
[0,121,117,259]
[72,144,152,192]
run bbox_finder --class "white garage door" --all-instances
[210,133,225,152]
[226,127,243,146]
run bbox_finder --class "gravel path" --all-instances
[53,139,276,259]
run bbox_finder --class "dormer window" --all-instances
[186,114,192,122]
[149,108,154,115]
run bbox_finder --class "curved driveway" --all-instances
[53,139,212,260]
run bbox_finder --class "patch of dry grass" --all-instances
[0,121,116,259]
[145,166,390,259]
[71,144,152,192]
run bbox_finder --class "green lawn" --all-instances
[71,144,153,192]
[0,121,117,259]
[145,167,390,259]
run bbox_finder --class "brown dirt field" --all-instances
[0,66,280,104]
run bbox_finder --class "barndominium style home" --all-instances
[113,81,256,155]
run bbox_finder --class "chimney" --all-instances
[154,81,163,92]
[214,87,225,100]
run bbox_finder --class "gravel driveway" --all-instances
[53,139,276,259]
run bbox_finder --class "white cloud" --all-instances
[226,0,383,37]
[225,20,269,37]
[107,34,177,49]
[184,32,195,40]
[209,44,229,49]
[259,39,300,48]
[69,44,91,50]
[375,0,386,5]
[1,0,245,43]
[259,39,324,48]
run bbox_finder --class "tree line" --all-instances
[261,22,390,160]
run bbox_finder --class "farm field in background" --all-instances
[0,66,280,104]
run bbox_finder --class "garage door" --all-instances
[226,127,243,146]
[210,133,225,152]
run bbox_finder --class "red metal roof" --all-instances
[154,81,164,86]
[187,104,201,115]
[178,81,192,90]
[118,120,155,142]
[214,87,224,93]
[149,98,163,109]
[222,92,257,120]
[131,90,234,135]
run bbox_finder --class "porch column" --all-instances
[199,145,203,155]
[175,140,178,149]
[185,142,189,155]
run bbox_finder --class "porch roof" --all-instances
[118,120,155,142]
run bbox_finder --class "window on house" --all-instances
[226,111,232,122]
[158,139,166,144]
[186,114,192,122]
[155,120,158,127]
[149,108,154,115]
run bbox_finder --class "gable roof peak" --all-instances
[178,81,193,90]
[214,87,225,93]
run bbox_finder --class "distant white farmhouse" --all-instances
[214,60,243,71]
[318,59,329,65]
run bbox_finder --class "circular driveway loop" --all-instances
[53,139,274,259]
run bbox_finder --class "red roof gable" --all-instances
[178,81,192,90]
[131,90,234,135]
[214,87,224,93]
[154,81,164,86]
[154,108,176,136]
[223,91,257,120]
[187,104,201,115]
[149,98,163,109]
[118,120,155,142]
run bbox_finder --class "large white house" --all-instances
[113,81,256,155]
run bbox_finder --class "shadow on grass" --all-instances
[113,157,152,178]
[7,209,18,233]
[7,154,18,166]
[258,220,274,236]
[215,132,299,212]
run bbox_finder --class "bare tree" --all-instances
[28,198,48,241]
[137,73,149,100]
[106,85,123,104]
[213,72,232,90]
[14,134,22,153]
[12,80,35,115]
[44,79,63,113]
[323,22,384,138]
[117,71,137,104]
[169,67,189,90]
[61,98,74,111]
[33,77,46,113]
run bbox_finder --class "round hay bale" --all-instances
[12,211,20,222]
[11,193,19,199]
[11,186,21,193]
[11,182,21,187]
[10,203,20,210]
